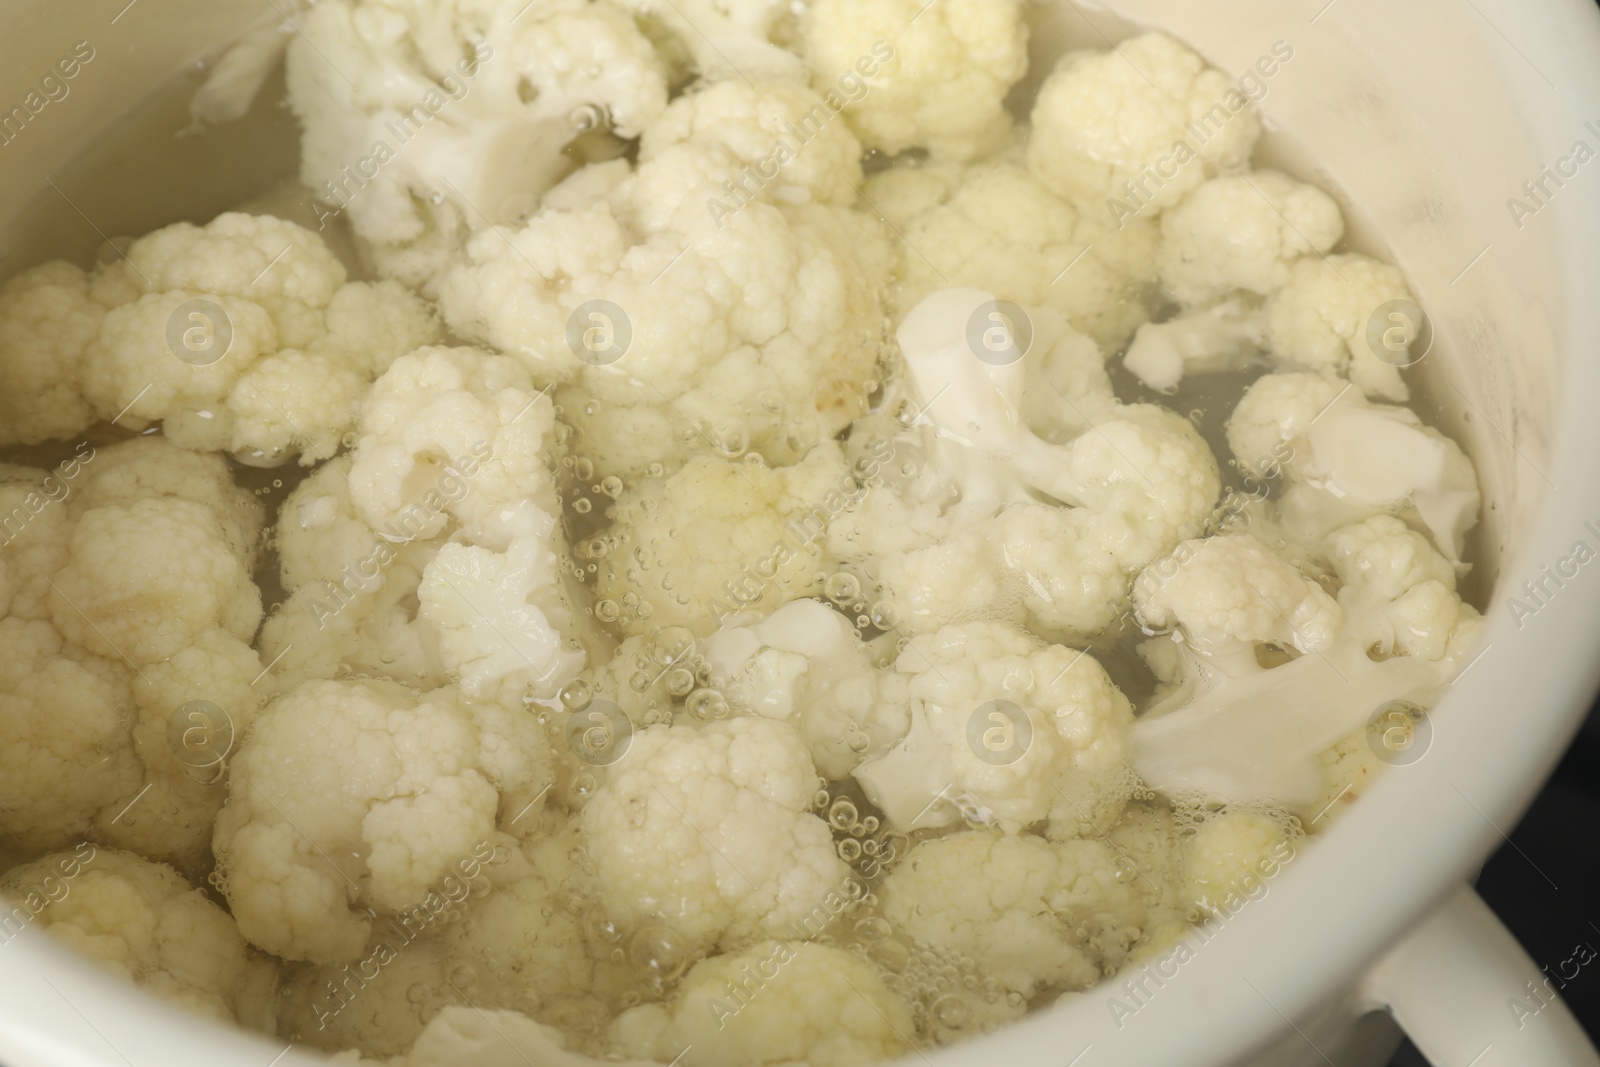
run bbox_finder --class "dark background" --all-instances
[1387,709,1600,1064]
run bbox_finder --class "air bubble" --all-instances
[685,688,729,721]
[824,572,861,604]
[559,680,593,711]
[828,798,858,831]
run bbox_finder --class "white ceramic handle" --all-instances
[1357,885,1600,1066]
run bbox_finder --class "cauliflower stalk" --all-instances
[1129,523,1481,807]
[1226,372,1481,564]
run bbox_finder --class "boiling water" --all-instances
[0,9,1486,1057]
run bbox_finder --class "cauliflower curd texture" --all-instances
[0,8,1485,1067]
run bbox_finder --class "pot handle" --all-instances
[1356,884,1600,1066]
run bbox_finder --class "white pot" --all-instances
[2,1,1599,1065]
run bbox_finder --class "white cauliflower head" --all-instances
[614,0,801,82]
[1129,521,1477,808]
[49,498,263,666]
[852,620,1132,834]
[580,715,848,954]
[213,679,554,964]
[97,627,274,873]
[1134,533,1344,674]
[883,156,1161,351]
[0,618,142,854]
[880,830,1151,998]
[1265,254,1418,401]
[610,940,914,1067]
[438,87,895,478]
[1159,170,1345,307]
[0,846,279,1031]
[801,0,1026,162]
[0,262,119,446]
[67,435,266,571]
[349,345,560,551]
[1027,32,1262,215]
[0,456,93,622]
[278,819,631,1057]
[593,443,851,636]
[71,213,437,465]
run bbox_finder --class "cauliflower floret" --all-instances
[1159,171,1345,307]
[72,213,434,464]
[259,538,447,692]
[315,280,444,378]
[1226,372,1481,564]
[0,847,278,1031]
[888,156,1161,350]
[594,443,851,636]
[880,831,1151,998]
[852,620,1132,835]
[0,262,121,445]
[67,436,266,571]
[702,598,911,779]
[287,0,669,290]
[580,716,848,954]
[212,679,554,964]
[1134,534,1343,674]
[801,0,1026,161]
[1180,810,1297,916]
[349,346,560,551]
[832,290,1220,638]
[637,78,865,212]
[0,618,142,854]
[226,348,368,462]
[1129,524,1477,807]
[615,0,801,81]
[273,447,576,695]
[1325,515,1482,662]
[273,455,376,593]
[49,498,262,666]
[279,820,626,1057]
[1028,32,1261,214]
[355,1004,661,1067]
[1265,254,1418,401]
[610,941,914,1067]
[419,533,587,704]
[95,628,273,873]
[438,95,895,478]
[0,458,89,622]
[82,289,279,453]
